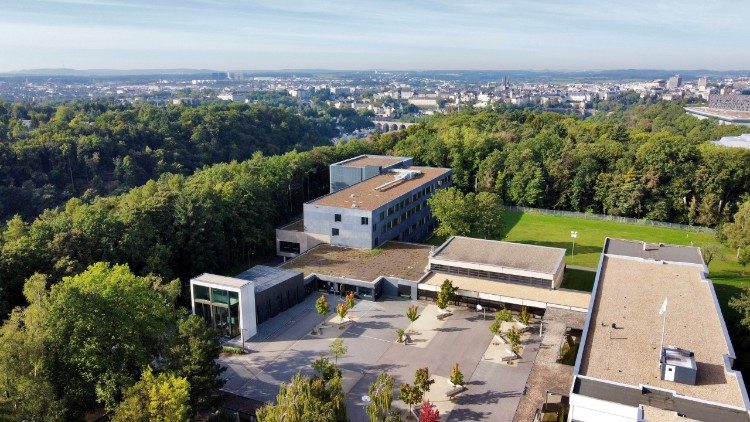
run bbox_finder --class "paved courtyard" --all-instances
[219,294,542,421]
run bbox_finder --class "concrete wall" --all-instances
[568,394,639,422]
[328,156,413,192]
[275,228,328,257]
[304,204,374,249]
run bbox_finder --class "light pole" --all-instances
[570,231,578,259]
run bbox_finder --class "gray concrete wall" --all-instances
[304,204,374,249]
[330,166,364,192]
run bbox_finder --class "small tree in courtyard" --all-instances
[316,295,330,316]
[449,363,464,387]
[507,326,521,357]
[520,306,530,325]
[396,328,405,343]
[495,308,512,322]
[489,319,501,336]
[346,291,356,309]
[336,302,349,320]
[418,400,440,422]
[435,292,448,311]
[329,338,347,364]
[439,279,457,306]
[399,383,423,419]
[312,357,341,381]
[406,305,420,324]
[413,367,434,393]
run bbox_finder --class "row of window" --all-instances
[334,213,369,225]
[430,264,550,289]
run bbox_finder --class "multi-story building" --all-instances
[569,239,750,421]
[328,154,412,192]
[304,166,451,249]
[667,74,682,90]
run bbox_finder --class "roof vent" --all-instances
[374,169,422,191]
[660,346,697,385]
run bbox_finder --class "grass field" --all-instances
[431,210,750,324]
[500,210,750,324]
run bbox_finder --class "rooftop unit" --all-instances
[660,346,697,385]
[374,169,422,191]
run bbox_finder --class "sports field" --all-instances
[499,210,749,324]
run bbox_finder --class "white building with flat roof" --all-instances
[569,239,750,422]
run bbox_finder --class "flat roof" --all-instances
[685,106,750,122]
[421,272,590,309]
[332,154,411,168]
[432,236,566,275]
[278,219,304,232]
[308,166,451,211]
[604,238,704,265]
[235,265,301,293]
[280,241,431,282]
[191,273,250,289]
[578,255,746,408]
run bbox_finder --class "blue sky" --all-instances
[0,0,748,71]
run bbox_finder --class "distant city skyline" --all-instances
[1,0,749,72]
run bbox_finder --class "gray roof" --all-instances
[604,238,704,265]
[432,236,566,275]
[235,265,302,293]
[191,273,250,289]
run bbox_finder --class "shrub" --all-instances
[221,346,245,355]
[449,363,464,387]
[396,328,405,343]
[316,295,330,316]
[495,309,512,322]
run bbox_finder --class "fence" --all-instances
[505,206,716,234]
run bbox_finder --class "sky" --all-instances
[0,0,749,72]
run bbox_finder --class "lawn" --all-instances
[500,210,750,324]
[428,210,750,323]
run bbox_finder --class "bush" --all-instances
[221,346,245,355]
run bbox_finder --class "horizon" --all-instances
[2,0,749,72]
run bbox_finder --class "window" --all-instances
[332,228,339,236]
[361,217,369,225]
[279,241,300,254]
[373,223,377,232]
[380,211,385,220]
[334,214,341,222]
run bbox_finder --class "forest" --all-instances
[0,99,365,221]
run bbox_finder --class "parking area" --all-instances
[219,294,542,421]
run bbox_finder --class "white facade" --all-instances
[189,274,258,339]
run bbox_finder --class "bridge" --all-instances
[371,120,417,132]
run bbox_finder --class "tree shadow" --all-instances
[446,408,493,422]
[499,209,524,239]
[434,327,469,333]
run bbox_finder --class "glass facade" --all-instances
[192,284,241,338]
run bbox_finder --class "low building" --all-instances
[190,265,304,340]
[713,133,750,149]
[329,154,412,192]
[280,241,432,300]
[569,239,750,422]
[421,236,588,312]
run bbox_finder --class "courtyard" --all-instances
[219,293,546,421]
